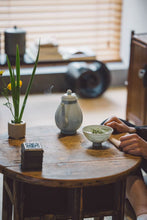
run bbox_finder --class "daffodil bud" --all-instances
[0,70,4,75]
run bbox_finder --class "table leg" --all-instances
[13,180,24,220]
[112,179,126,220]
[71,188,83,220]
[2,176,13,220]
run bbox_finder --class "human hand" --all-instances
[104,116,136,134]
[120,133,147,159]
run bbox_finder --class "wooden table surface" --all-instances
[0,125,142,220]
[0,125,141,187]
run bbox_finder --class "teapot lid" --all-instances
[5,26,26,34]
[62,89,77,102]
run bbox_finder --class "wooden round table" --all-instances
[0,126,141,220]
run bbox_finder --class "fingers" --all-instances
[120,133,140,142]
[105,121,123,132]
[119,134,142,156]
[127,149,141,156]
[120,142,141,155]
[104,118,123,133]
[104,116,121,125]
[105,121,118,128]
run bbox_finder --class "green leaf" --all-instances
[18,44,40,122]
[6,55,16,120]
[15,45,20,122]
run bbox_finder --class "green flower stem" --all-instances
[15,45,20,122]
[6,57,17,121]
[18,45,40,123]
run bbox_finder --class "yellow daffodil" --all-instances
[7,83,11,91]
[19,80,22,88]
[0,70,4,75]
[7,80,23,91]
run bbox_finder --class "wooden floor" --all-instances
[0,86,128,220]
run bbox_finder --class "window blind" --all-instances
[0,0,122,62]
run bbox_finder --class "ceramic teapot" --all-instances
[55,89,83,134]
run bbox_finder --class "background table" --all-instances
[0,126,141,220]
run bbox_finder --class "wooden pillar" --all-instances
[71,188,83,220]
[112,179,126,220]
[2,176,13,220]
[13,180,24,220]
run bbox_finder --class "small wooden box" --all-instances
[21,142,44,171]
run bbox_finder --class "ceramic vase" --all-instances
[8,120,26,139]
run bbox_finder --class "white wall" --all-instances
[120,0,147,68]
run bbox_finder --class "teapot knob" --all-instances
[67,89,72,95]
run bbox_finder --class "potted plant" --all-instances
[0,44,40,139]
